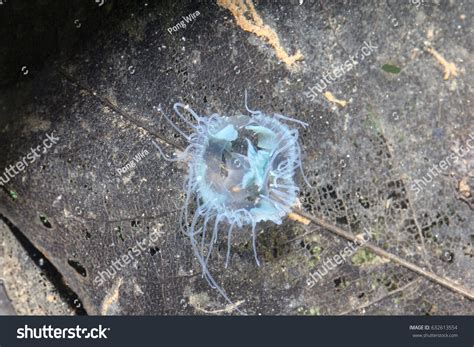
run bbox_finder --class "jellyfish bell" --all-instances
[195,114,301,227]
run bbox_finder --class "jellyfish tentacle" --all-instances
[200,211,211,253]
[205,215,221,266]
[187,203,205,237]
[152,141,199,162]
[174,103,205,125]
[188,235,244,314]
[276,158,292,172]
[237,208,248,227]
[180,170,197,234]
[270,183,298,190]
[152,140,179,161]
[271,189,296,202]
[244,90,262,115]
[260,194,290,215]
[296,142,313,188]
[274,113,309,128]
[275,161,300,178]
[251,220,260,266]
[262,137,297,183]
[156,105,192,141]
[225,223,235,268]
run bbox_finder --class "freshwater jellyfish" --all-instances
[153,92,310,308]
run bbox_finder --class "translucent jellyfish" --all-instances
[153,93,310,307]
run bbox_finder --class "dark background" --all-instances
[0,0,472,316]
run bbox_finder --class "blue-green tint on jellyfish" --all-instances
[153,94,310,306]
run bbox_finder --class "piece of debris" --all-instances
[458,177,471,198]
[100,277,123,315]
[323,91,347,107]
[288,212,311,225]
[217,0,303,69]
[425,46,458,80]
[426,26,435,40]
[189,292,245,314]
[381,63,402,74]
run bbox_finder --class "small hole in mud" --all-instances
[272,247,278,258]
[114,226,124,241]
[39,215,52,228]
[67,260,87,277]
[336,216,348,225]
[149,247,160,256]
[334,277,347,289]
[377,276,398,291]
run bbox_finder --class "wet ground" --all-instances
[0,0,472,315]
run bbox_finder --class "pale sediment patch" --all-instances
[217,0,303,70]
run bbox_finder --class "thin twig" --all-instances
[294,209,474,301]
[192,300,245,314]
[57,67,185,152]
[338,278,422,315]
